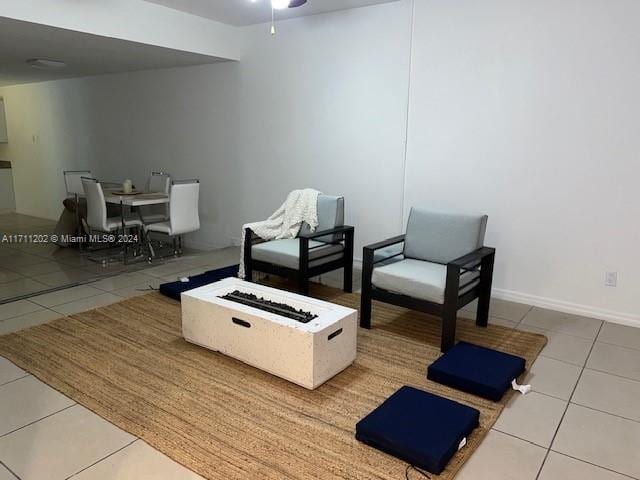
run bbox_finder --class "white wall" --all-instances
[0,169,15,213]
[0,0,412,250]
[405,0,640,323]
[0,0,241,60]
[2,0,639,325]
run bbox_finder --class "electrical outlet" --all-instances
[605,271,617,287]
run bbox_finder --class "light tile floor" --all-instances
[0,248,639,479]
[0,213,208,303]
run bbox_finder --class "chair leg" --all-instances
[360,281,372,329]
[298,274,309,295]
[146,230,155,262]
[476,250,495,327]
[442,263,461,352]
[360,247,374,329]
[343,264,353,293]
[441,307,457,352]
[299,237,309,295]
[343,228,354,293]
[244,228,254,282]
[476,293,490,328]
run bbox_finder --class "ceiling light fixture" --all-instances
[26,58,67,69]
[269,0,308,35]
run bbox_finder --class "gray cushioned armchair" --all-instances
[244,195,355,295]
[360,208,495,352]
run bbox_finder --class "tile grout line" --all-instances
[581,366,640,384]
[0,459,21,480]
[518,324,599,342]
[65,438,139,480]
[534,320,603,480]
[568,401,640,425]
[490,426,553,450]
[0,403,77,439]
[547,450,640,480]
[538,353,588,369]
[592,339,640,353]
[596,339,640,352]
[488,427,548,449]
[0,374,30,389]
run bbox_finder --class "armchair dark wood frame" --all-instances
[360,235,495,352]
[243,225,355,295]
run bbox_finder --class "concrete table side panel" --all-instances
[181,278,358,390]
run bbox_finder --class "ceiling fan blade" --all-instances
[288,0,307,7]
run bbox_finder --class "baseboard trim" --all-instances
[183,238,230,252]
[355,258,639,328]
[493,288,640,328]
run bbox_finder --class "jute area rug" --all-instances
[0,283,546,479]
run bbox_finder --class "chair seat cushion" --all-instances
[372,259,479,304]
[159,265,239,301]
[104,216,143,231]
[252,239,344,270]
[427,342,526,401]
[355,386,480,474]
[146,221,171,234]
[142,213,168,225]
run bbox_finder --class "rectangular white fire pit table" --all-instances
[181,277,358,390]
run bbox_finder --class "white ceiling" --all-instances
[0,17,226,87]
[143,0,399,26]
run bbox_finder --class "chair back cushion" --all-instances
[65,170,92,196]
[148,172,171,194]
[403,208,487,264]
[299,195,344,243]
[147,172,171,218]
[81,177,108,232]
[169,180,200,235]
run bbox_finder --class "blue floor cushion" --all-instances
[427,341,526,401]
[159,264,239,301]
[355,386,480,474]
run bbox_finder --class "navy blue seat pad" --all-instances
[159,264,239,301]
[355,386,479,474]
[427,341,526,401]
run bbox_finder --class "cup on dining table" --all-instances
[123,179,133,194]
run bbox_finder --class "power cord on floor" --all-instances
[405,464,431,479]
[136,285,158,292]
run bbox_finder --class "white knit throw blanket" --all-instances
[239,189,321,279]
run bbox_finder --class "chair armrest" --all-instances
[448,247,496,269]
[244,227,267,246]
[361,235,406,286]
[298,225,354,240]
[363,235,406,253]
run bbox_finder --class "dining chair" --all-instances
[81,177,143,235]
[141,172,171,224]
[144,179,200,259]
[64,170,92,198]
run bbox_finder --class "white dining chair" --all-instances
[64,170,92,198]
[141,171,171,224]
[144,179,200,258]
[81,177,143,234]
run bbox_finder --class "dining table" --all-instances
[103,190,169,263]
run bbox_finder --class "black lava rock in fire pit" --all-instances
[220,290,318,323]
